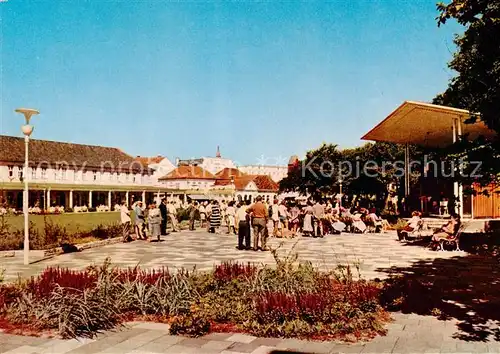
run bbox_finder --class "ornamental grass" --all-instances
[0,250,389,341]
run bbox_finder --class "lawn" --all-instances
[4,212,121,233]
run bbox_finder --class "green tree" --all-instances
[433,0,500,187]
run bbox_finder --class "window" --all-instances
[31,168,36,180]
[8,166,13,178]
[82,171,87,181]
[93,171,98,181]
[18,168,23,180]
[133,175,136,183]
[41,168,47,179]
[56,167,67,181]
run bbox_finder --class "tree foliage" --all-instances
[279,142,422,204]
[433,0,500,186]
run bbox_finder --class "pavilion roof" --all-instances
[361,101,497,147]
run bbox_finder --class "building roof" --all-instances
[252,175,279,191]
[361,101,497,147]
[215,168,247,179]
[213,174,279,192]
[0,135,148,173]
[134,155,164,166]
[158,165,217,180]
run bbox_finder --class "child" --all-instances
[148,202,162,242]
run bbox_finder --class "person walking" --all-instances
[188,201,198,231]
[133,201,146,240]
[159,198,168,235]
[236,200,251,250]
[167,201,179,232]
[247,196,269,251]
[205,201,213,232]
[278,201,289,238]
[209,200,222,233]
[120,200,132,242]
[147,202,162,242]
[271,199,280,237]
[312,200,325,237]
[199,201,207,229]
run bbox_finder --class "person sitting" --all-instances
[430,214,461,250]
[397,211,422,241]
[351,209,367,233]
[368,208,390,233]
[330,209,346,234]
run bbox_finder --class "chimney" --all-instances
[216,145,221,158]
[175,157,180,166]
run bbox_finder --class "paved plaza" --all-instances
[1,230,466,282]
[1,230,500,353]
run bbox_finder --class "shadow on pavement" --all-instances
[379,252,500,342]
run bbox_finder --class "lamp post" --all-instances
[338,177,343,209]
[15,108,39,266]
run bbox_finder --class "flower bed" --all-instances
[0,254,389,341]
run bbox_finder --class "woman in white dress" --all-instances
[302,202,314,236]
[226,201,236,234]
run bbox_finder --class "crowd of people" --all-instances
[118,196,394,251]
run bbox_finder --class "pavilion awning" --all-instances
[361,101,496,147]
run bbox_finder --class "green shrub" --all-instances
[392,219,408,231]
[169,312,211,337]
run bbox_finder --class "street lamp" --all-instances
[338,177,343,209]
[15,108,39,265]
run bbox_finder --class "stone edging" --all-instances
[0,237,123,258]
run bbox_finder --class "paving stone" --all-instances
[274,338,309,351]
[162,344,198,353]
[226,342,264,353]
[130,322,170,331]
[250,345,275,354]
[202,333,234,341]
[455,341,489,353]
[328,344,365,353]
[149,335,184,346]
[133,340,177,353]
[201,340,234,351]
[302,341,337,354]
[2,346,40,354]
[225,334,258,344]
[438,340,458,353]
[248,338,282,347]
[178,337,209,348]
[37,338,88,354]
[64,329,149,354]
[0,345,19,354]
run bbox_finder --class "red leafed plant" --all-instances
[25,267,97,298]
[214,261,257,282]
[115,266,170,285]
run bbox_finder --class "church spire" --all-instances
[216,145,221,158]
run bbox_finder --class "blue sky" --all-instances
[1,1,461,165]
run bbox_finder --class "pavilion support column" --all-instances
[69,190,73,209]
[108,191,112,210]
[142,190,146,204]
[457,119,464,218]
[125,191,129,207]
[89,191,93,208]
[404,143,410,198]
[452,118,460,216]
[46,189,51,210]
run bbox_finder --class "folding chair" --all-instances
[439,223,466,251]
